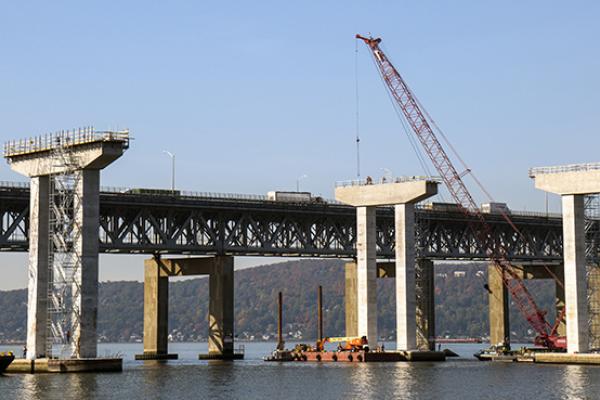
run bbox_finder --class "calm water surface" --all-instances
[1,342,599,400]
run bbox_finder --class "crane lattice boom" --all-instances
[356,34,564,349]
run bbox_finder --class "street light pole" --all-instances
[296,174,308,192]
[163,150,175,194]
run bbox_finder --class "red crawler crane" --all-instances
[356,34,566,350]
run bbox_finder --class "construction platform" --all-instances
[134,353,179,361]
[198,352,244,361]
[265,350,446,363]
[6,358,122,373]
[534,352,600,365]
[475,347,600,365]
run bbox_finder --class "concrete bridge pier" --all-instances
[4,128,128,360]
[336,179,438,349]
[345,259,436,350]
[137,256,236,361]
[488,263,566,348]
[530,164,600,353]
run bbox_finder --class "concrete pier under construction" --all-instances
[336,178,438,351]
[530,163,600,354]
[4,128,129,361]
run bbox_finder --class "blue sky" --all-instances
[0,1,599,289]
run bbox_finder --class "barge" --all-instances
[0,352,15,373]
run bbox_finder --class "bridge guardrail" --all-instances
[529,162,600,177]
[4,127,130,157]
[335,176,441,187]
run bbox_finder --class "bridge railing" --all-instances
[529,162,600,177]
[335,176,441,187]
[4,127,130,157]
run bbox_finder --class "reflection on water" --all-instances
[2,343,600,400]
[563,365,588,400]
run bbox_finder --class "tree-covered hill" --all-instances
[0,259,556,343]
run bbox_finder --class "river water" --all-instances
[1,342,600,399]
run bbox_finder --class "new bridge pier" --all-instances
[3,128,128,372]
[488,263,566,347]
[345,260,436,350]
[336,179,438,351]
[135,256,238,361]
[531,163,600,354]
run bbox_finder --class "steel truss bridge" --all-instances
[0,183,579,262]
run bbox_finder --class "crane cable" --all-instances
[355,40,361,179]
[368,44,447,202]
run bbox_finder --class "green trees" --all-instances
[0,260,557,343]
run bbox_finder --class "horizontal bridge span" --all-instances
[0,185,570,261]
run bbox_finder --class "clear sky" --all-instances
[0,1,599,289]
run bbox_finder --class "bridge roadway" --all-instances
[0,182,568,262]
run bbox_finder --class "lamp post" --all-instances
[163,150,175,195]
[381,168,392,182]
[296,174,308,192]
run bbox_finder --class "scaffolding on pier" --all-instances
[585,194,600,351]
[45,130,85,359]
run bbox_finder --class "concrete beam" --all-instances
[154,257,221,277]
[26,176,49,360]
[335,180,438,207]
[7,142,127,177]
[531,168,600,195]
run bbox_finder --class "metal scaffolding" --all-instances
[46,133,83,359]
[585,194,600,351]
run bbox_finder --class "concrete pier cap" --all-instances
[529,162,600,195]
[334,177,439,206]
[4,127,130,177]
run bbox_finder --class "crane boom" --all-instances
[356,34,564,349]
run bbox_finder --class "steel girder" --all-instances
[0,187,576,261]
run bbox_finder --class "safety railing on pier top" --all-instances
[529,162,600,177]
[3,127,130,158]
[335,176,442,187]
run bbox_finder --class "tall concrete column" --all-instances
[73,169,100,358]
[344,261,358,337]
[488,264,509,347]
[208,256,234,357]
[142,259,169,356]
[396,203,416,350]
[562,194,589,353]
[356,206,378,346]
[26,176,50,360]
[416,259,435,351]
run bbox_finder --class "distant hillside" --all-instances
[0,259,557,343]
